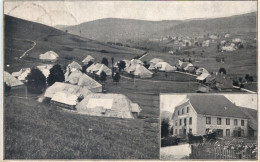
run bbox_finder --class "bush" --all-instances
[101,57,109,66]
[99,71,107,83]
[117,61,126,72]
[4,82,11,94]
[113,72,120,83]
[100,50,108,53]
[161,136,179,147]
[219,68,227,75]
[161,119,170,138]
[47,64,65,86]
[27,68,46,94]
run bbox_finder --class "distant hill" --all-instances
[4,15,144,72]
[61,12,256,43]
[160,12,257,36]
[60,18,182,42]
[161,111,172,121]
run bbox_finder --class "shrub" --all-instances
[47,64,65,86]
[4,82,11,94]
[101,57,109,66]
[219,68,227,75]
[99,71,107,83]
[249,76,254,82]
[118,61,126,72]
[100,50,109,53]
[113,72,120,84]
[161,119,170,138]
[27,68,46,94]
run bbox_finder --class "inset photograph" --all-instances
[160,94,257,160]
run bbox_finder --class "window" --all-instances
[182,109,184,114]
[217,118,222,125]
[189,117,192,125]
[241,120,244,126]
[187,107,189,113]
[175,129,177,135]
[234,119,238,125]
[189,128,192,133]
[175,120,178,126]
[241,129,244,136]
[179,129,182,135]
[226,129,230,136]
[206,117,211,124]
[226,118,230,125]
[179,119,182,126]
[178,110,179,115]
[184,118,187,126]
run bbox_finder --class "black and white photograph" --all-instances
[2,0,258,160]
[160,94,258,160]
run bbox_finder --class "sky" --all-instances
[160,94,258,113]
[4,1,257,26]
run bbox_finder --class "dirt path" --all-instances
[11,38,37,59]
[161,143,191,160]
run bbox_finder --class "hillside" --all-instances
[161,12,256,36]
[4,15,144,73]
[60,18,182,42]
[4,15,159,159]
[61,12,256,43]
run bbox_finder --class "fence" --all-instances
[190,143,257,159]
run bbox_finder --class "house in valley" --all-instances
[171,95,257,138]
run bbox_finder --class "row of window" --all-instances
[175,128,192,135]
[177,107,189,115]
[206,117,244,126]
[175,117,192,126]
[205,128,244,137]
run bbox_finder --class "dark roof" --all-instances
[182,95,250,119]
[239,107,258,130]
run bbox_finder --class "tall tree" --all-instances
[101,57,109,66]
[161,119,170,138]
[47,64,65,86]
[99,71,107,83]
[26,68,46,93]
[117,61,126,72]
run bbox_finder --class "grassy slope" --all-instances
[4,15,144,73]
[4,15,159,159]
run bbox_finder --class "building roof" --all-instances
[149,58,164,65]
[39,51,59,60]
[154,62,177,72]
[196,73,210,81]
[134,64,153,78]
[176,95,250,119]
[67,61,82,71]
[82,55,94,63]
[96,64,112,76]
[44,82,92,99]
[76,93,141,119]
[86,63,102,73]
[4,71,24,87]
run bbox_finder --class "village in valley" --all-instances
[3,1,258,160]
